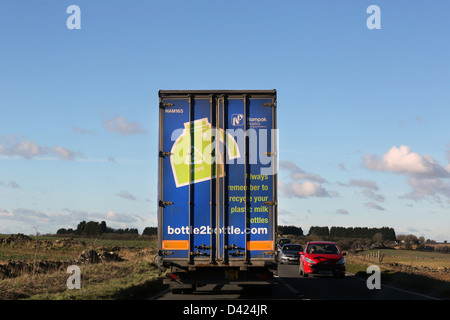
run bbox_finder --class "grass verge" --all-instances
[346,256,450,299]
[0,261,164,300]
[0,235,163,300]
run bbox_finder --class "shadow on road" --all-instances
[153,264,448,300]
[353,269,450,300]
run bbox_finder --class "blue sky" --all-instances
[1,1,449,241]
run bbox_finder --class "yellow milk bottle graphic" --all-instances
[170,118,240,188]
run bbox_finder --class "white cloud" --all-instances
[279,181,331,199]
[401,177,450,203]
[0,135,84,161]
[364,202,386,211]
[280,161,327,183]
[339,179,379,190]
[338,178,385,202]
[362,188,385,202]
[279,160,334,199]
[0,208,145,233]
[116,190,136,200]
[349,179,379,190]
[60,209,141,225]
[53,145,85,160]
[363,145,450,178]
[72,126,96,135]
[336,209,349,215]
[0,181,21,189]
[363,145,450,204]
[103,210,138,223]
[103,116,147,135]
[0,135,45,159]
[7,181,20,189]
[0,208,14,218]
[0,208,50,222]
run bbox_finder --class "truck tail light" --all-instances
[167,273,179,280]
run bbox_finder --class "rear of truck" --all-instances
[157,90,278,293]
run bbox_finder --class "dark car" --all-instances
[277,238,291,253]
[279,244,303,264]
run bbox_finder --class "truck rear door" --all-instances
[158,91,277,265]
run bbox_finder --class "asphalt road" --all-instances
[153,263,440,301]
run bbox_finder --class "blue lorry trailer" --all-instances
[157,90,278,293]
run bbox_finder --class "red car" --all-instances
[299,241,346,278]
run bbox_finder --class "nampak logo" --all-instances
[231,114,244,126]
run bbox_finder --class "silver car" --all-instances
[279,244,303,264]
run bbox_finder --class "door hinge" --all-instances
[229,250,245,257]
[262,102,277,107]
[159,200,174,207]
[225,244,245,251]
[194,244,212,250]
[159,151,172,158]
[263,201,277,206]
[192,250,210,257]
[159,250,173,256]
[160,102,174,108]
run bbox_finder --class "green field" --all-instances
[356,248,450,269]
